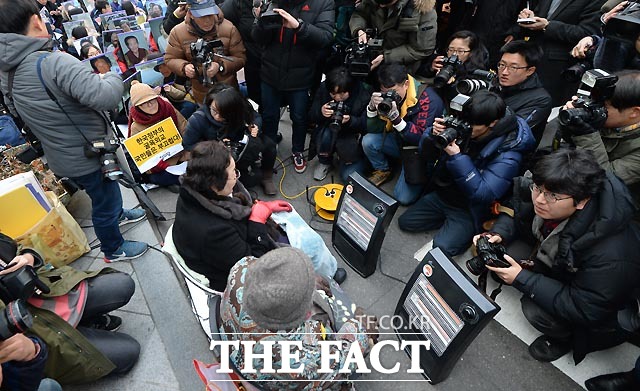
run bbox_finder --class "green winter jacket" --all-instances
[349,0,436,73]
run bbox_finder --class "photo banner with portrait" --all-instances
[102,29,123,52]
[146,1,167,19]
[118,30,150,68]
[148,17,168,54]
[123,117,184,173]
[135,57,165,87]
[111,15,142,31]
[71,12,99,35]
[99,10,126,29]
[82,52,121,75]
[62,19,97,39]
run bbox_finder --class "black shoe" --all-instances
[82,314,122,332]
[333,267,347,285]
[585,371,638,391]
[528,335,571,362]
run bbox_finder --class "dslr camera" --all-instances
[254,0,281,30]
[562,46,596,83]
[432,94,473,150]
[433,54,463,88]
[344,30,384,77]
[465,236,510,276]
[0,300,32,342]
[84,138,123,181]
[456,70,496,95]
[377,90,402,118]
[558,69,618,128]
[327,101,351,132]
[190,38,224,87]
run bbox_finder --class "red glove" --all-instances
[149,159,170,174]
[248,200,292,224]
[263,200,292,213]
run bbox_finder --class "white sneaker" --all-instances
[313,163,331,181]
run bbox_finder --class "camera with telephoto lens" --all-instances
[465,236,510,276]
[604,1,640,45]
[344,31,384,77]
[561,46,596,83]
[190,38,224,87]
[327,101,351,132]
[253,0,282,30]
[558,69,618,128]
[432,94,473,150]
[84,138,123,181]
[0,265,50,304]
[377,90,402,117]
[456,70,496,95]
[434,54,463,88]
[0,300,33,342]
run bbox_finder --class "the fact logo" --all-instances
[210,339,430,375]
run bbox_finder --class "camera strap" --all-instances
[35,54,94,146]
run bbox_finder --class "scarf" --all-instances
[128,98,179,137]
[383,75,419,132]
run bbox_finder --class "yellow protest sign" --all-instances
[123,117,183,173]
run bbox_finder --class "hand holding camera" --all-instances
[273,8,298,29]
[571,36,594,59]
[0,333,39,365]
[380,100,400,123]
[431,55,445,72]
[184,63,196,79]
[368,92,383,111]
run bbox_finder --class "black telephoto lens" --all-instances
[0,300,33,341]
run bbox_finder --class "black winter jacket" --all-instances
[308,81,372,134]
[251,0,334,90]
[492,173,640,363]
[494,73,552,144]
[221,0,263,58]
[172,183,275,291]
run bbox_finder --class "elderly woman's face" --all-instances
[214,158,238,196]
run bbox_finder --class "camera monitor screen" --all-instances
[335,193,376,251]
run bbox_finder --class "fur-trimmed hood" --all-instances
[412,0,436,14]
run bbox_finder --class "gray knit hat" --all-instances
[244,247,316,331]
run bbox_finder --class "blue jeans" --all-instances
[362,132,424,205]
[261,82,309,153]
[398,192,476,256]
[71,170,124,255]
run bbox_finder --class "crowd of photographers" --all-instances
[1,0,640,389]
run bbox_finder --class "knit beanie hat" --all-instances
[244,247,316,331]
[130,80,158,107]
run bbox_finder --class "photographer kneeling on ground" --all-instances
[309,66,373,181]
[477,148,640,364]
[173,141,346,292]
[218,247,376,390]
[0,0,148,263]
[559,69,640,215]
[398,90,535,256]
[0,233,140,385]
[362,62,444,205]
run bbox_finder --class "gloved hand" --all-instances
[381,101,401,125]
[248,200,292,224]
[368,92,383,111]
[559,114,600,137]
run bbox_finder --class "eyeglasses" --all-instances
[447,48,471,56]
[231,169,240,180]
[529,183,572,203]
[209,105,219,117]
[497,62,530,73]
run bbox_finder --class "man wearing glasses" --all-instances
[494,40,552,143]
[349,0,437,75]
[475,148,640,365]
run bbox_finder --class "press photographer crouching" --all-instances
[362,62,444,205]
[398,90,535,256]
[0,233,140,387]
[182,84,278,194]
[476,148,640,364]
[557,69,640,216]
[308,66,373,181]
